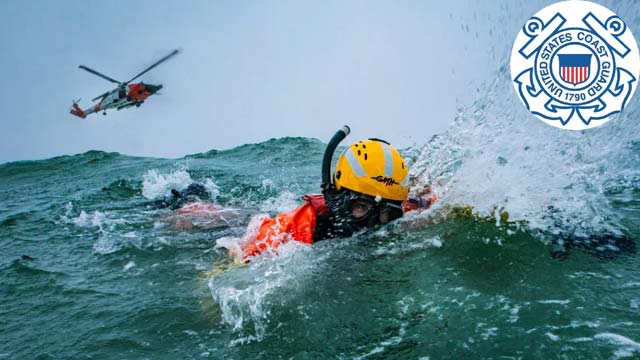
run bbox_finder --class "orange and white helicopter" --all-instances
[70,49,179,118]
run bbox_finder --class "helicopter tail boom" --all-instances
[70,103,86,119]
[70,100,101,119]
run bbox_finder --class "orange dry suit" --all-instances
[241,194,330,260]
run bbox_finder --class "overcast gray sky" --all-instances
[0,0,548,164]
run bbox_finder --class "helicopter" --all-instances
[70,49,179,119]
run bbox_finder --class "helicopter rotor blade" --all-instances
[91,91,110,102]
[78,65,122,84]
[125,49,179,85]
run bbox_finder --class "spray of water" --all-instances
[408,62,640,240]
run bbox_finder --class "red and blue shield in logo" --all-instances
[558,54,592,85]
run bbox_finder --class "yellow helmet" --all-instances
[333,139,410,201]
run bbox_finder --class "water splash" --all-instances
[409,62,640,239]
[141,169,194,200]
[258,190,300,214]
[141,168,222,204]
[208,241,314,341]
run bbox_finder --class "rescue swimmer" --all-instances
[157,183,253,231]
[238,126,432,262]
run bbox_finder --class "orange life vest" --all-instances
[241,194,328,260]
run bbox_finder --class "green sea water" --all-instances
[1,130,639,359]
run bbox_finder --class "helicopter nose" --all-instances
[147,84,163,94]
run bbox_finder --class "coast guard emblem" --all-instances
[510,1,640,130]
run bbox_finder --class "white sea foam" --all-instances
[620,282,640,289]
[141,168,222,204]
[568,272,613,280]
[203,178,221,200]
[537,300,570,305]
[258,190,300,214]
[142,169,193,199]
[62,203,162,254]
[59,206,124,254]
[93,233,116,254]
[372,236,442,256]
[64,209,106,228]
[545,332,560,341]
[508,304,521,324]
[570,337,594,343]
[480,326,498,340]
[594,333,640,359]
[353,346,385,360]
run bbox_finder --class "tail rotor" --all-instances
[70,99,87,119]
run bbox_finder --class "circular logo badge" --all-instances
[510,0,640,130]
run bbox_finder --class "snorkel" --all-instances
[321,125,363,237]
[321,125,351,192]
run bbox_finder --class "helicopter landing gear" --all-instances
[135,103,141,107]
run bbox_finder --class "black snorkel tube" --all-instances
[321,125,351,192]
[318,125,352,239]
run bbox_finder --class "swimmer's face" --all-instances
[349,197,402,227]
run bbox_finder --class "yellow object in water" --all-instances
[452,205,510,224]
[333,139,410,201]
[203,258,244,278]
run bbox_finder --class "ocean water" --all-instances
[2,127,639,359]
[4,2,640,359]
